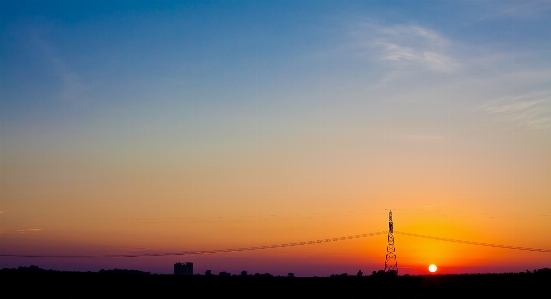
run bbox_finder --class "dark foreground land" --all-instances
[2,269,550,298]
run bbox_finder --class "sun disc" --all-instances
[428,264,437,272]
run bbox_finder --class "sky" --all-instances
[1,0,550,276]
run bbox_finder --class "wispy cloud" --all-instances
[423,203,443,209]
[403,134,443,141]
[480,91,551,130]
[28,29,90,103]
[477,1,551,21]
[0,228,44,234]
[17,228,43,233]
[350,23,458,72]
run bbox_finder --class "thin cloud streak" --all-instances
[28,29,90,103]
[0,228,44,234]
[350,23,458,72]
[16,228,43,233]
[403,134,443,141]
[476,0,551,21]
[480,91,551,130]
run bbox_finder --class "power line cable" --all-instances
[394,231,551,253]
[2,230,550,258]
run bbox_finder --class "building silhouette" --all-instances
[174,262,193,275]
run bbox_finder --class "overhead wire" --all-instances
[1,230,550,258]
[394,231,551,253]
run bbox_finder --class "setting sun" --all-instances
[429,264,437,273]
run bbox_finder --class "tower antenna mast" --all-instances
[384,210,398,275]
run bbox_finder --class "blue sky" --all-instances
[2,1,550,130]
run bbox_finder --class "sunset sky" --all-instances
[1,0,550,276]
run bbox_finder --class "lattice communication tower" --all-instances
[384,210,398,275]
